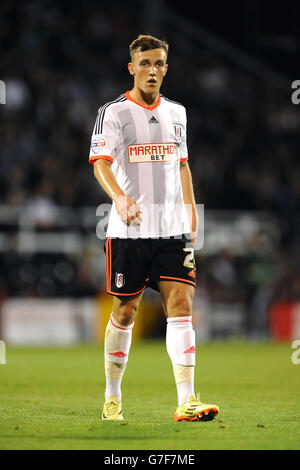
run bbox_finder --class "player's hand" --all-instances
[190,231,197,245]
[114,195,142,227]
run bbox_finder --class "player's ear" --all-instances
[128,62,135,76]
[163,63,168,76]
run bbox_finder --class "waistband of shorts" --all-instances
[108,233,191,241]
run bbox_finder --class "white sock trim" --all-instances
[110,313,134,330]
[167,316,192,324]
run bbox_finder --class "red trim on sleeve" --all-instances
[180,156,189,162]
[89,155,114,165]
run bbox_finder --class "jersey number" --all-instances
[183,248,194,268]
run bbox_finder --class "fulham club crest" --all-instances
[174,124,182,142]
[115,273,125,288]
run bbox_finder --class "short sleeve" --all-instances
[89,106,119,165]
[179,107,188,163]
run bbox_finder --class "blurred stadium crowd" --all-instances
[1,1,300,338]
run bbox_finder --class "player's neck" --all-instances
[129,87,160,108]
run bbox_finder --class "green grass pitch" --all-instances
[0,340,299,450]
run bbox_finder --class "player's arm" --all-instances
[93,159,142,226]
[180,160,198,244]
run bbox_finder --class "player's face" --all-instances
[129,48,168,94]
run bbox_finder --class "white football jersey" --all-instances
[89,91,191,238]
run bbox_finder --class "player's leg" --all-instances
[159,281,196,403]
[102,292,143,420]
[102,237,148,420]
[159,280,219,421]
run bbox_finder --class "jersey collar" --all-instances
[124,91,161,110]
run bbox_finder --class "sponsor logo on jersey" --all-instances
[91,136,106,153]
[128,143,178,163]
[115,273,125,288]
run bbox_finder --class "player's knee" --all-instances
[113,298,139,325]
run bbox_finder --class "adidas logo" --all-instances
[109,350,127,357]
[148,116,159,124]
[184,346,196,354]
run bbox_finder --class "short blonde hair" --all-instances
[129,34,169,60]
